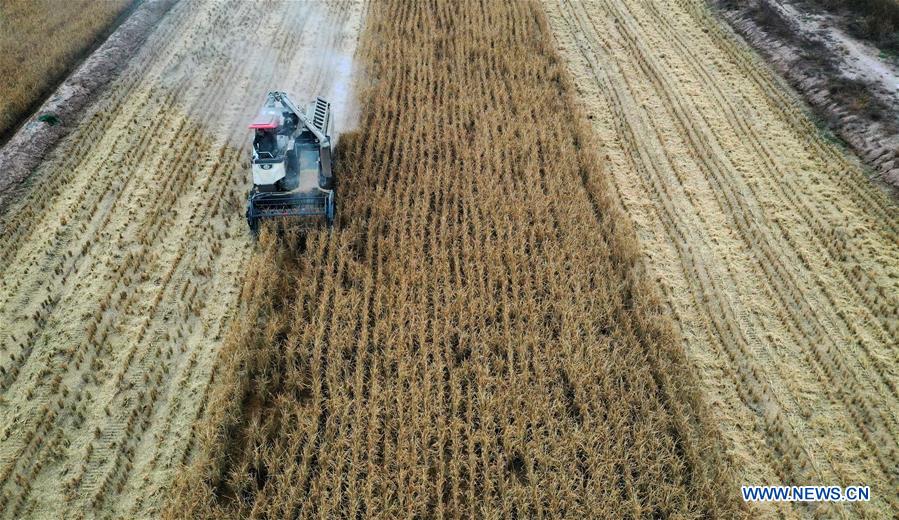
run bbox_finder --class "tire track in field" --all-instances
[603,0,898,475]
[550,3,830,515]
[543,0,898,517]
[631,0,899,480]
[0,1,364,517]
[673,0,899,237]
[642,0,898,356]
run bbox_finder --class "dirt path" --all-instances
[715,0,899,191]
[0,0,364,517]
[543,0,899,517]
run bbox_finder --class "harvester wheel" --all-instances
[327,198,337,228]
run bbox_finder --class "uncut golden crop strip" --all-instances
[0,0,130,138]
[168,0,745,517]
[544,0,899,517]
[0,1,363,517]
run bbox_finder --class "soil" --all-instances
[716,0,899,193]
[0,0,365,517]
[544,0,899,517]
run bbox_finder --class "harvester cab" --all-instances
[246,91,335,233]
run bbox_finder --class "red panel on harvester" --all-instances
[249,113,279,129]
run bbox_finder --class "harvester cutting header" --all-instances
[246,91,336,232]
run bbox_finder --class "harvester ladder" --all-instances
[313,97,330,132]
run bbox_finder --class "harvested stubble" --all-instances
[546,0,899,516]
[0,1,362,517]
[167,0,745,517]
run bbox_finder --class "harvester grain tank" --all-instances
[246,91,336,232]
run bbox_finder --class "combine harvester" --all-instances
[246,91,336,232]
